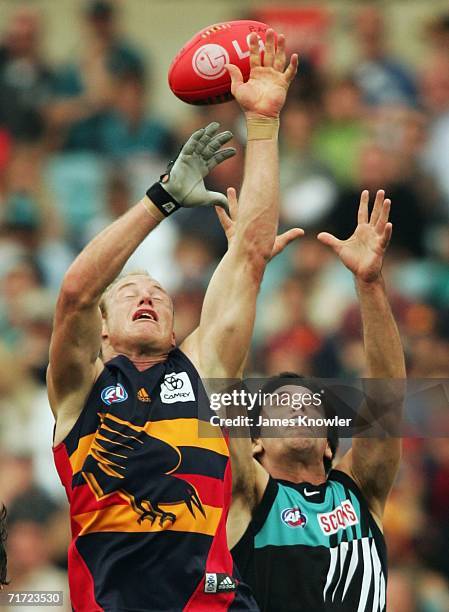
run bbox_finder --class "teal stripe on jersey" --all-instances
[255,480,364,550]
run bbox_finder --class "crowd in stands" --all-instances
[0,2,448,610]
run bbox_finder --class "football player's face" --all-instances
[103,276,175,353]
[258,385,331,465]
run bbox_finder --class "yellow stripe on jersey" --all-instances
[69,417,229,473]
[72,501,222,537]
[142,419,229,457]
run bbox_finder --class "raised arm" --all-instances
[182,30,298,379]
[318,190,406,524]
[47,125,236,440]
[215,188,303,547]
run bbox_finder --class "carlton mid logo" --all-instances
[192,44,229,79]
[281,507,307,528]
[101,383,128,405]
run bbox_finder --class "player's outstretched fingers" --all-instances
[263,29,275,67]
[225,63,243,94]
[203,130,234,158]
[377,197,391,228]
[358,189,369,225]
[369,189,385,226]
[380,222,393,249]
[317,231,343,254]
[227,187,238,219]
[272,228,304,258]
[207,147,236,170]
[195,122,221,153]
[249,32,262,69]
[182,127,206,155]
[273,34,286,72]
[284,53,299,84]
[215,205,232,234]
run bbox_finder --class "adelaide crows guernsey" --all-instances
[53,350,256,611]
[232,470,387,612]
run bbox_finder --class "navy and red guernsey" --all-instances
[53,349,257,612]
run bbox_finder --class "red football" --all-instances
[169,20,272,105]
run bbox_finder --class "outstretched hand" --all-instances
[317,190,393,283]
[162,122,236,211]
[226,29,298,118]
[216,187,304,259]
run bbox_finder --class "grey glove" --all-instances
[146,122,236,216]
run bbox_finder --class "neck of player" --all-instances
[259,453,327,485]
[102,342,170,370]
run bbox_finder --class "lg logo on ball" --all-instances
[192,35,265,80]
[193,44,229,79]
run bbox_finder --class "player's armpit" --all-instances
[336,378,404,526]
[227,452,269,550]
[336,428,402,527]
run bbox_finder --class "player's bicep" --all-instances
[336,439,401,520]
[186,248,261,377]
[48,294,103,405]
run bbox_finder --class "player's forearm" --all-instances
[233,118,279,266]
[356,277,406,378]
[61,198,163,305]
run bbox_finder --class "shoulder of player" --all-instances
[330,457,384,533]
[177,339,233,379]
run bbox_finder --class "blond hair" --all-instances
[99,270,153,317]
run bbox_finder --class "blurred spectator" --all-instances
[325,143,427,257]
[279,99,337,230]
[172,287,204,345]
[5,486,70,612]
[373,106,443,220]
[174,234,216,289]
[351,4,418,108]
[99,71,175,160]
[424,12,449,57]
[46,0,145,152]
[421,53,449,216]
[0,7,53,142]
[0,143,74,288]
[314,77,368,186]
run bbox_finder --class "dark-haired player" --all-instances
[227,190,405,611]
[0,505,8,589]
[48,31,298,611]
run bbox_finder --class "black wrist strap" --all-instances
[146,182,181,217]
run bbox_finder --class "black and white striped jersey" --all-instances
[232,469,387,611]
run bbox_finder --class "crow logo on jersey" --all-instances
[81,413,205,526]
[281,507,307,528]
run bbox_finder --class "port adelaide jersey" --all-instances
[232,470,387,612]
[53,349,256,612]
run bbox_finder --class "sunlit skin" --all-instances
[254,385,332,485]
[101,275,175,370]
